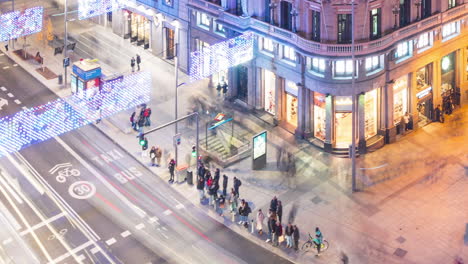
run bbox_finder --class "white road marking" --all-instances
[161,233,169,239]
[19,212,66,236]
[148,216,159,224]
[135,223,145,230]
[22,106,27,110]
[7,93,13,98]
[0,86,6,91]
[175,204,184,210]
[105,238,116,246]
[0,54,4,56]
[0,173,23,204]
[2,238,12,245]
[90,247,100,254]
[162,227,167,231]
[2,66,9,69]
[76,254,86,262]
[47,240,94,264]
[120,230,131,238]
[13,64,18,67]
[14,99,21,104]
[163,209,172,216]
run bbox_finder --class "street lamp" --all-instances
[350,0,357,192]
[392,4,400,29]
[290,8,299,33]
[269,2,277,25]
[414,0,422,21]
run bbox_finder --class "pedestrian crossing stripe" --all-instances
[0,87,6,91]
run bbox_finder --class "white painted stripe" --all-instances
[7,93,13,98]
[0,202,21,230]
[90,247,100,254]
[76,254,86,262]
[175,204,184,210]
[0,175,22,204]
[105,238,116,246]
[148,216,159,223]
[2,238,12,245]
[47,240,94,264]
[2,66,9,69]
[19,212,66,236]
[0,87,6,91]
[161,233,169,239]
[14,99,21,104]
[121,230,131,238]
[22,106,27,110]
[0,54,4,56]
[162,226,167,231]
[135,223,145,230]
[12,64,18,67]
[163,210,172,216]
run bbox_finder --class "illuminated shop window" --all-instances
[261,37,274,53]
[395,40,413,62]
[442,21,460,41]
[197,12,211,29]
[283,45,296,62]
[417,31,433,51]
[334,60,355,78]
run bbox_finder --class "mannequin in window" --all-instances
[241,0,249,17]
[221,0,227,10]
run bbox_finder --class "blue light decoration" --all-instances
[78,0,126,20]
[0,71,151,157]
[0,6,43,42]
[189,31,254,82]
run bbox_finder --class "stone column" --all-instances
[295,85,305,138]
[273,77,283,125]
[324,95,334,152]
[247,60,256,108]
[255,67,263,110]
[303,89,312,138]
[358,93,366,153]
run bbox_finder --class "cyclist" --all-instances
[312,227,323,256]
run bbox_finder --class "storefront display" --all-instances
[123,10,150,49]
[285,81,298,127]
[441,52,455,96]
[364,89,378,139]
[263,69,276,115]
[313,92,326,141]
[335,96,353,147]
[416,65,433,126]
[393,75,408,125]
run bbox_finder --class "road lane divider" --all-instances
[120,230,131,238]
[105,238,116,246]
[1,149,44,195]
[19,212,66,237]
[135,223,145,230]
[0,166,24,204]
[46,240,94,264]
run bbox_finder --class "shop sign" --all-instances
[416,86,432,99]
[252,131,267,170]
[72,65,102,81]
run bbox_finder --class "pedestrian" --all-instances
[149,146,156,166]
[168,159,175,182]
[206,173,212,191]
[403,112,410,131]
[143,108,152,126]
[214,168,220,182]
[293,225,300,251]
[313,227,323,256]
[285,223,293,248]
[434,104,442,122]
[131,57,136,72]
[208,177,216,206]
[130,111,136,129]
[4,43,8,51]
[136,54,141,71]
[270,196,278,212]
[196,175,205,202]
[217,194,225,216]
[229,188,238,214]
[238,200,246,225]
[233,177,242,196]
[276,147,283,168]
[266,212,276,243]
[277,200,283,224]
[273,221,283,247]
[256,209,265,235]
[155,146,162,167]
[137,115,145,133]
[222,174,228,197]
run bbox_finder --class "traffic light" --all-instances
[139,134,148,150]
[191,145,196,157]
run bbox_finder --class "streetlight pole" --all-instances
[63,0,68,87]
[351,0,357,192]
[11,0,14,50]
[174,42,179,167]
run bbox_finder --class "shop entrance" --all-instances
[123,11,150,49]
[166,28,175,59]
[236,65,248,102]
[417,95,433,127]
[335,112,353,148]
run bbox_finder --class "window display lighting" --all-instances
[0,6,43,42]
[0,71,151,157]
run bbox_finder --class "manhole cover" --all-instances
[393,248,407,258]
[396,236,406,244]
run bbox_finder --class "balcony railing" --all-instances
[189,1,467,57]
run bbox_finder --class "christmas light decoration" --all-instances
[189,31,254,82]
[0,6,43,42]
[0,71,151,157]
[78,0,126,20]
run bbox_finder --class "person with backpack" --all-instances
[155,146,162,167]
[143,108,152,126]
[233,177,242,196]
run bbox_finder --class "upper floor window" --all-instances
[370,8,381,40]
[261,37,274,53]
[163,0,173,7]
[395,40,413,61]
[448,0,457,9]
[214,22,226,37]
[421,0,431,19]
[283,45,296,62]
[197,12,211,29]
[280,1,293,31]
[334,60,356,78]
[311,57,326,73]
[417,31,433,51]
[442,21,460,41]
[310,10,321,42]
[365,56,381,72]
[399,0,411,27]
[337,14,352,44]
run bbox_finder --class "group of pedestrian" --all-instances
[131,54,141,72]
[149,146,162,167]
[130,104,152,132]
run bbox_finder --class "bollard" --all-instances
[231,212,235,222]
[251,219,255,233]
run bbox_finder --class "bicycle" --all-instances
[301,233,329,253]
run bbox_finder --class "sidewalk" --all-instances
[1,4,468,263]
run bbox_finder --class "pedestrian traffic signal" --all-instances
[191,145,196,157]
[139,134,148,150]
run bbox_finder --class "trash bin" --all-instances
[186,170,193,185]
[58,74,63,85]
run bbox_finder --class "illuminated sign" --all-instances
[0,6,43,42]
[190,32,254,82]
[78,0,126,20]
[0,71,151,157]
[416,86,432,99]
[253,131,267,160]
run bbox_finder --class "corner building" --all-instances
[188,0,468,153]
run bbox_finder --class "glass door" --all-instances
[335,112,353,148]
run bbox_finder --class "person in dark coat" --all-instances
[293,225,300,251]
[273,221,282,247]
[277,200,283,224]
[130,111,136,130]
[196,176,205,202]
[168,159,175,182]
[434,104,442,122]
[136,54,141,71]
[270,196,278,212]
[266,212,276,243]
[233,177,242,196]
[130,57,135,72]
[198,163,205,180]
[222,174,228,196]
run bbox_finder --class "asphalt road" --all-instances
[0,49,292,264]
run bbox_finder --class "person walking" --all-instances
[243,200,252,227]
[149,146,156,166]
[130,57,136,72]
[222,174,228,196]
[143,107,152,126]
[136,54,141,71]
[313,227,323,256]
[270,196,278,212]
[217,195,225,216]
[196,175,205,202]
[155,146,162,167]
[266,213,276,243]
[229,188,238,214]
[256,209,265,235]
[168,159,176,182]
[285,223,293,248]
[130,111,136,130]
[277,200,283,224]
[233,177,242,196]
[273,221,282,246]
[293,225,300,251]
[137,115,145,133]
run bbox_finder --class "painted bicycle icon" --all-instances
[49,163,81,183]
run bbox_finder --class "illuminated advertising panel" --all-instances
[0,6,43,42]
[190,32,254,82]
[0,71,151,157]
[78,0,125,20]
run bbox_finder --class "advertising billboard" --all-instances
[252,131,267,170]
[0,6,43,42]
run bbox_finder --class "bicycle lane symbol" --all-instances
[49,163,96,200]
[49,162,80,183]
